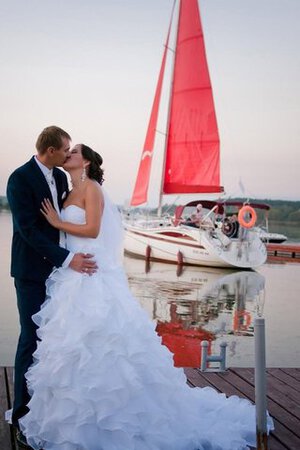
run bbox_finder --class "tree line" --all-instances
[1,196,300,223]
[235,199,300,222]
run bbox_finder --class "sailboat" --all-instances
[123,0,267,269]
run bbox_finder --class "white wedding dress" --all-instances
[19,190,273,450]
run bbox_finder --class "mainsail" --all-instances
[130,0,222,206]
[163,0,222,194]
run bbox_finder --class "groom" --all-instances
[7,126,97,446]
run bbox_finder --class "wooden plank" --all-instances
[266,380,300,420]
[266,436,290,450]
[266,370,300,409]
[281,368,300,382]
[269,421,300,450]
[185,368,292,450]
[5,367,14,408]
[266,244,300,254]
[231,367,255,382]
[267,368,300,393]
[231,368,300,444]
[266,244,300,262]
[5,367,17,450]
[216,369,300,449]
[200,369,254,399]
[184,368,218,389]
[186,369,297,449]
[0,367,12,449]
[234,367,300,403]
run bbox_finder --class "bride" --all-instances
[19,144,273,450]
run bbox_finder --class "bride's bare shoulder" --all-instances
[85,179,104,205]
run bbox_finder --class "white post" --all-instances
[200,341,209,371]
[254,317,268,450]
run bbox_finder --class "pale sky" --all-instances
[1,0,299,205]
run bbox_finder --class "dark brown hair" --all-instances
[36,126,71,154]
[81,144,104,185]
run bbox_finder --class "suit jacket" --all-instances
[7,156,70,281]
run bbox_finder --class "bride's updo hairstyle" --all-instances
[81,144,104,185]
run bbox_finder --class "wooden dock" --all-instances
[266,243,300,263]
[185,367,300,450]
[1,366,299,449]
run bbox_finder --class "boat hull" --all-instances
[261,237,287,244]
[255,227,288,244]
[124,224,267,269]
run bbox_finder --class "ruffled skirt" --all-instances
[19,266,273,449]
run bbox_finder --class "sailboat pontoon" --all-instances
[124,0,267,269]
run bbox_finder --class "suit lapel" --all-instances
[30,157,67,210]
[54,168,70,209]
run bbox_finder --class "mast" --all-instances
[130,1,176,207]
[157,0,179,217]
[131,0,223,209]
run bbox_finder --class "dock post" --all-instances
[200,341,209,371]
[254,317,268,450]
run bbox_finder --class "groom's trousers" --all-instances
[12,278,46,427]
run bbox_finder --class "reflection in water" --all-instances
[125,256,265,367]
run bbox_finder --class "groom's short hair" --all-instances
[36,126,71,154]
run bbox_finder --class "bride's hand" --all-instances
[41,198,61,228]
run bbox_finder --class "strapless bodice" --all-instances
[61,205,101,255]
[61,203,123,270]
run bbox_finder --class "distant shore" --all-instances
[1,195,300,224]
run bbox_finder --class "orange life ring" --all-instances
[238,206,257,228]
[233,310,252,332]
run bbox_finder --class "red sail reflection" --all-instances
[155,302,215,367]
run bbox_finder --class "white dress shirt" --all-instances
[34,156,73,268]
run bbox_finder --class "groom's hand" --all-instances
[69,253,98,275]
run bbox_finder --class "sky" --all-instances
[0,0,299,206]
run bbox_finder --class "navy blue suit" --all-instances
[6,156,70,426]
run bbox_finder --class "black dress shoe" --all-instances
[16,429,33,449]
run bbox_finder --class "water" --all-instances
[1,211,300,368]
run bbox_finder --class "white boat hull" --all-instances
[255,228,288,244]
[124,223,267,269]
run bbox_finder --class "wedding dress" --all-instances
[19,190,273,450]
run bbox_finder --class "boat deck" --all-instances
[1,366,299,449]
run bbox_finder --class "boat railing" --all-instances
[123,212,173,229]
[205,223,262,252]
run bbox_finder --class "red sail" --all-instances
[163,0,222,194]
[130,7,174,206]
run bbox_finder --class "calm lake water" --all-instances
[1,210,300,368]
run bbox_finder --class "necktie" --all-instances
[45,172,66,248]
[46,172,60,214]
